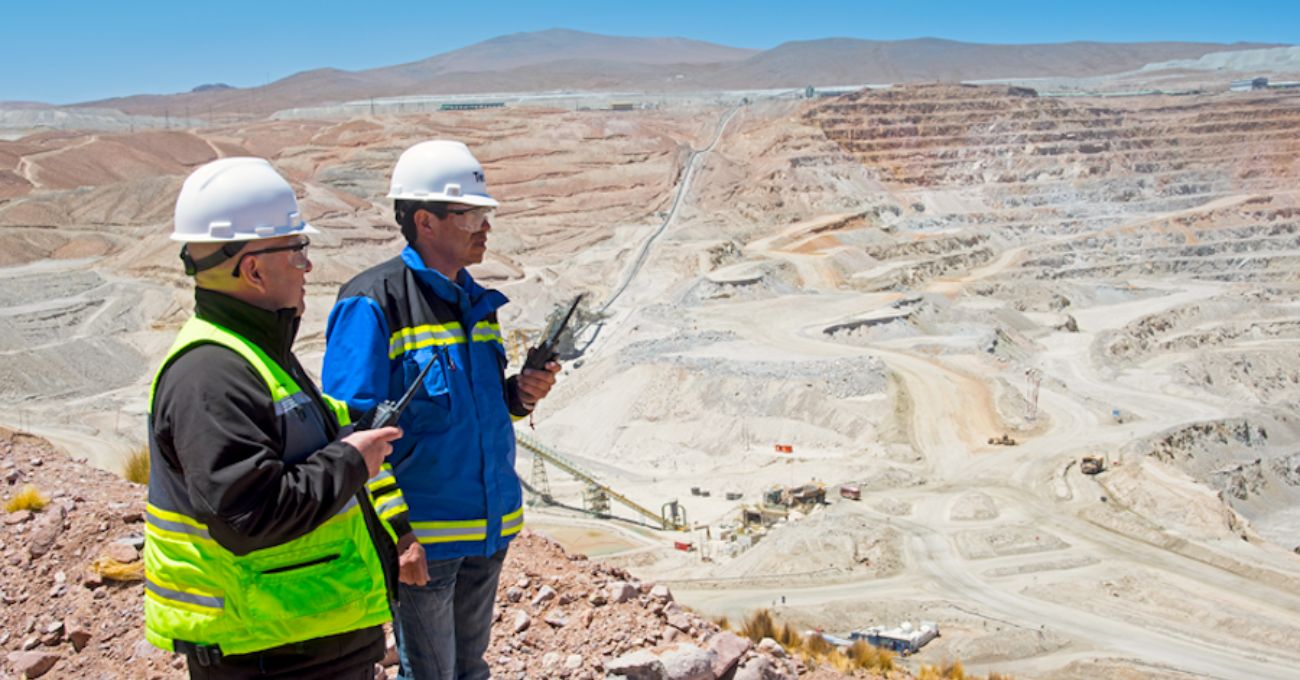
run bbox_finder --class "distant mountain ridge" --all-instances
[74,29,1283,116]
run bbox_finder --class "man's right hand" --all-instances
[396,532,429,585]
[343,426,402,478]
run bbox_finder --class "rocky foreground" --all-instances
[0,428,890,680]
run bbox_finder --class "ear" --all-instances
[239,255,269,293]
[415,208,437,235]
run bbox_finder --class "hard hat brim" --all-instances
[169,221,320,243]
[385,191,499,208]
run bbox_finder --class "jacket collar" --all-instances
[193,288,300,364]
[400,246,507,324]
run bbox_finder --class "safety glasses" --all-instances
[231,237,310,277]
[446,206,495,232]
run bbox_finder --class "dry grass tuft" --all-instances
[846,640,895,671]
[122,446,150,485]
[804,633,834,657]
[776,622,803,650]
[4,484,48,513]
[739,609,778,643]
[917,661,999,680]
[91,557,145,582]
[739,609,898,672]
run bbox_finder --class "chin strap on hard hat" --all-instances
[180,241,248,276]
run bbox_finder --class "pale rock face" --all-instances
[608,581,638,604]
[657,643,717,680]
[6,651,60,678]
[757,637,786,658]
[604,649,667,680]
[511,610,531,634]
[532,584,558,607]
[734,656,795,680]
[649,584,674,602]
[708,631,752,677]
[26,505,65,558]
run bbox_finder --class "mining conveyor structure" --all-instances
[515,431,689,531]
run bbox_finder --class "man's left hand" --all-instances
[517,361,560,409]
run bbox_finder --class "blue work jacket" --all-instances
[323,247,526,559]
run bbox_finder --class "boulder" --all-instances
[604,649,666,680]
[734,656,793,680]
[26,505,65,558]
[66,621,92,652]
[3,510,31,525]
[531,585,557,607]
[708,632,752,677]
[666,611,692,632]
[543,612,569,628]
[511,610,531,634]
[6,651,59,678]
[649,584,674,602]
[757,638,785,658]
[102,542,138,564]
[658,644,716,680]
[608,581,637,604]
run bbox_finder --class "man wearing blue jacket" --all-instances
[322,140,558,680]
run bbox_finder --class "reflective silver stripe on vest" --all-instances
[369,469,394,484]
[501,512,524,535]
[273,391,313,416]
[413,527,487,540]
[471,323,502,343]
[388,325,466,357]
[334,496,359,517]
[375,495,405,517]
[146,511,212,541]
[146,578,224,610]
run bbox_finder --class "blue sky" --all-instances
[1,0,1296,104]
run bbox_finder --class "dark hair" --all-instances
[394,200,452,244]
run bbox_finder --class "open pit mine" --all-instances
[3,81,1300,679]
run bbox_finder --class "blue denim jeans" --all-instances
[394,547,507,680]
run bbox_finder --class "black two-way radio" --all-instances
[524,294,584,371]
[353,358,436,430]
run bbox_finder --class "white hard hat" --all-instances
[387,140,499,207]
[172,157,319,243]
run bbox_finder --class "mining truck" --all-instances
[1081,456,1105,475]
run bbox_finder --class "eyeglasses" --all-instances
[446,206,494,232]
[231,237,310,277]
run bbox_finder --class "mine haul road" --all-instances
[672,279,1300,679]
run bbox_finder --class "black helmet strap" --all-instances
[180,241,249,276]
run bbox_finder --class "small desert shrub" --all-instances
[776,622,802,650]
[846,640,895,671]
[740,609,777,642]
[122,446,150,485]
[918,661,987,679]
[804,633,834,657]
[713,615,730,631]
[4,484,48,513]
[738,608,914,675]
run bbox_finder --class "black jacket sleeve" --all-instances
[153,344,370,555]
[505,374,534,418]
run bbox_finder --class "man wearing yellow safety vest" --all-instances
[322,141,560,680]
[145,157,404,679]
